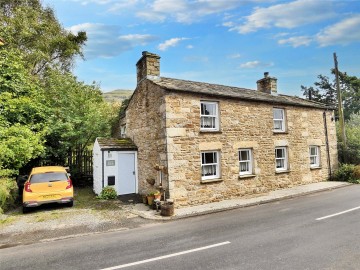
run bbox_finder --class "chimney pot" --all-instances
[136,51,160,84]
[256,72,277,95]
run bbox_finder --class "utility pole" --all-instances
[333,53,347,153]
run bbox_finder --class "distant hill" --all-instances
[102,89,133,103]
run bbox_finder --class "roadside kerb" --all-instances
[130,182,352,221]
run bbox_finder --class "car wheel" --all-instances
[22,206,29,214]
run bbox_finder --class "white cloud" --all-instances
[186,45,194,49]
[158,37,189,51]
[137,0,246,23]
[273,32,290,38]
[240,60,273,68]
[278,36,312,47]
[228,0,336,34]
[228,53,241,59]
[69,0,117,5]
[67,23,158,59]
[107,0,140,12]
[316,15,360,47]
[66,0,140,11]
[222,21,234,27]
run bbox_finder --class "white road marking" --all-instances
[99,241,231,270]
[316,206,360,221]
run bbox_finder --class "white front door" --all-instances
[118,153,136,195]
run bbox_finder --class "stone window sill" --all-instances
[200,130,222,134]
[239,174,256,179]
[273,131,288,134]
[310,166,322,170]
[275,170,291,174]
[201,178,223,184]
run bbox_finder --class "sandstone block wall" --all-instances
[124,81,168,195]
[164,91,338,207]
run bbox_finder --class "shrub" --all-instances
[332,164,360,184]
[353,165,360,179]
[97,186,117,200]
[0,177,19,213]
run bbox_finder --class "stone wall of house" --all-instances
[124,80,168,195]
[165,91,338,207]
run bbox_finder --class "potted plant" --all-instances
[161,199,174,216]
[147,192,155,205]
[153,190,161,200]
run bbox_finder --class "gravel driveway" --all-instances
[0,187,156,248]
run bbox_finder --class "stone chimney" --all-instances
[136,51,160,84]
[256,72,277,95]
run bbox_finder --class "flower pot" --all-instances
[161,201,174,216]
[154,193,161,200]
[147,195,154,206]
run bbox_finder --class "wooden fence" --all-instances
[67,148,93,186]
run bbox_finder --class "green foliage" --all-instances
[0,48,47,174]
[148,190,160,196]
[332,164,360,184]
[337,113,360,164]
[0,177,18,214]
[0,124,45,171]
[0,0,87,75]
[41,69,118,163]
[0,0,118,175]
[97,186,117,200]
[301,71,360,120]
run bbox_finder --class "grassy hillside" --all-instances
[102,89,133,103]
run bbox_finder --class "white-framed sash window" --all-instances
[201,151,220,180]
[275,147,288,171]
[309,146,320,168]
[273,108,286,132]
[200,101,219,131]
[239,149,253,176]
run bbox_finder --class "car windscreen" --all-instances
[30,172,68,183]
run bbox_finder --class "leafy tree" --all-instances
[339,113,360,164]
[0,0,87,75]
[41,69,118,163]
[301,71,360,120]
[0,47,47,175]
[0,0,119,176]
[300,85,321,101]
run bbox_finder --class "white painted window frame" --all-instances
[273,108,286,132]
[200,101,219,131]
[309,146,320,168]
[275,147,288,172]
[239,149,253,176]
[201,151,220,181]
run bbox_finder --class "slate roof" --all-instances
[150,77,334,110]
[97,138,137,151]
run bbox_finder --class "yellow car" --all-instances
[22,166,74,213]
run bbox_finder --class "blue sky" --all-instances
[43,0,360,96]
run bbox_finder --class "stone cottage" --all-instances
[116,51,338,207]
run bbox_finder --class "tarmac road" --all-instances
[1,184,360,270]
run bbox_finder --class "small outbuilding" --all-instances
[93,138,138,195]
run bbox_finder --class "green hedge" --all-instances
[0,178,19,214]
[332,164,360,184]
